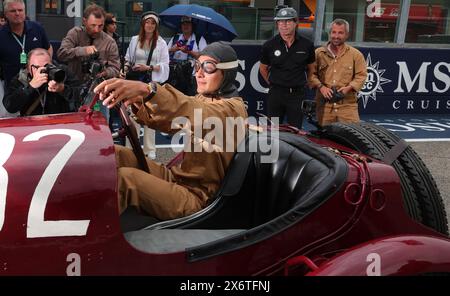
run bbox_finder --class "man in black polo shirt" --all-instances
[259,7,315,129]
[0,0,52,86]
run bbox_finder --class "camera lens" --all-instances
[51,69,66,83]
[45,64,66,83]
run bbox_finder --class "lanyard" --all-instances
[12,33,27,64]
[12,33,26,52]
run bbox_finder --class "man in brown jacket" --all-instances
[94,42,248,220]
[308,19,367,127]
[57,4,120,82]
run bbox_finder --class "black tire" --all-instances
[323,123,448,234]
[358,122,449,235]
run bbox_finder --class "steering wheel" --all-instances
[115,103,150,173]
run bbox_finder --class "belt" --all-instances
[321,97,349,105]
[271,85,303,93]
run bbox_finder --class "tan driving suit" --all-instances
[308,43,367,126]
[116,84,248,220]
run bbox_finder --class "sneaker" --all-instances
[147,151,156,160]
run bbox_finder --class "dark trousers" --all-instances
[267,86,305,129]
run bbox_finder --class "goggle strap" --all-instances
[215,61,239,70]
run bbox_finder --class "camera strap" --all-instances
[24,91,45,116]
[143,40,158,80]
[129,38,156,72]
[145,39,156,67]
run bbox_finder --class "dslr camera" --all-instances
[40,64,66,83]
[82,51,104,77]
[329,86,345,103]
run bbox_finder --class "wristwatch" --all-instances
[143,82,157,103]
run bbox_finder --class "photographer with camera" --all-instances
[0,0,53,87]
[57,4,120,83]
[308,19,367,127]
[167,16,207,95]
[3,48,80,116]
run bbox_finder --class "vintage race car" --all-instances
[0,104,449,276]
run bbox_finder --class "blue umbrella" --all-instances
[159,4,238,42]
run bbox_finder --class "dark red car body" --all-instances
[0,112,449,275]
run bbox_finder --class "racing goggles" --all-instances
[194,60,239,74]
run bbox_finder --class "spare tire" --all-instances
[358,122,448,235]
[321,122,448,235]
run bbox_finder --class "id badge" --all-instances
[20,51,27,64]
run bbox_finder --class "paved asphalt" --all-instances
[154,141,450,227]
[409,141,450,223]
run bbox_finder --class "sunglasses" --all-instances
[194,60,239,74]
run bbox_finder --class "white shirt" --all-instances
[167,33,207,61]
[125,35,170,83]
[134,46,152,65]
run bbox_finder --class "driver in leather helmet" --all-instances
[95,41,248,220]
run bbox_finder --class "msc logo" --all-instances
[358,53,392,108]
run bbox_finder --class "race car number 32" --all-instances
[0,129,90,238]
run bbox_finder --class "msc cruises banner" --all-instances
[232,45,450,116]
[51,42,450,117]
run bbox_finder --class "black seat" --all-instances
[147,131,348,230]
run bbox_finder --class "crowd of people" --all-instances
[0,1,368,221]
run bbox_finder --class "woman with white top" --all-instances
[124,11,169,159]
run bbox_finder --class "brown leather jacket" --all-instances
[309,43,367,104]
